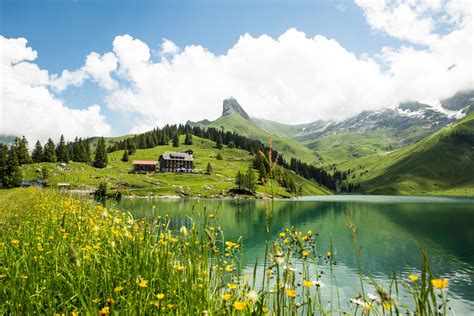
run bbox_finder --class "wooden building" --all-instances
[132,160,158,173]
[159,150,194,173]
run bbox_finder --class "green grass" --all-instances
[208,114,318,164]
[21,135,328,197]
[0,189,452,315]
[333,113,474,196]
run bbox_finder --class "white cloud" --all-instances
[0,36,111,143]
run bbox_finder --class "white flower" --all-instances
[350,297,367,307]
[102,210,108,218]
[314,281,325,288]
[180,226,188,237]
[367,293,381,303]
[247,290,258,303]
[283,265,297,272]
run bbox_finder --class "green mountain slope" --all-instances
[208,113,318,164]
[21,135,329,197]
[335,113,474,196]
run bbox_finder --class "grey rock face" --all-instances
[222,97,250,120]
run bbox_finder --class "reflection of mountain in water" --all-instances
[108,197,474,311]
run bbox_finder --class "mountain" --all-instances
[188,98,319,164]
[335,112,474,196]
[440,90,474,112]
[0,135,17,146]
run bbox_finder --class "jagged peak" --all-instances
[222,97,250,120]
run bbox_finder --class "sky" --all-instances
[1,0,473,142]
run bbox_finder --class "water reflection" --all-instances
[107,196,474,313]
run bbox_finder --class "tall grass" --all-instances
[0,188,451,315]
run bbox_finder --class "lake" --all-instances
[107,195,474,313]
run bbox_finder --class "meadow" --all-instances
[0,188,452,315]
[20,136,329,198]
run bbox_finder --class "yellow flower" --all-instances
[233,301,246,311]
[382,301,391,309]
[409,275,419,282]
[105,298,115,304]
[326,251,332,258]
[362,305,372,313]
[11,239,20,245]
[307,230,313,236]
[302,250,309,257]
[174,264,185,271]
[92,298,101,304]
[431,279,448,289]
[71,311,79,316]
[99,306,110,315]
[114,286,123,292]
[285,289,296,298]
[221,293,231,301]
[279,232,286,238]
[303,280,314,287]
[225,265,233,272]
[262,306,269,313]
[155,293,165,299]
[283,238,289,244]
[137,279,149,288]
[227,283,237,290]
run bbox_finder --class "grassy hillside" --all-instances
[21,135,330,197]
[208,114,318,164]
[334,113,474,196]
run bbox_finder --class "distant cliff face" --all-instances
[222,97,250,120]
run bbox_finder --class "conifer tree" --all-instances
[184,133,193,145]
[94,137,108,168]
[4,146,22,188]
[122,150,129,162]
[32,141,43,163]
[56,135,70,163]
[235,171,244,190]
[245,165,257,193]
[0,144,8,184]
[43,139,57,162]
[216,134,223,150]
[172,133,180,147]
[13,136,31,165]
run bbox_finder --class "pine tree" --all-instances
[43,139,57,162]
[32,141,43,163]
[245,165,257,193]
[94,137,108,168]
[172,133,180,147]
[13,136,31,165]
[184,133,193,145]
[0,144,8,185]
[56,135,70,163]
[206,163,213,175]
[235,171,244,190]
[4,146,23,188]
[122,150,129,162]
[216,134,223,150]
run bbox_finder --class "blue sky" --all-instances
[1,0,472,141]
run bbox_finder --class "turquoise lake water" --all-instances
[107,195,474,314]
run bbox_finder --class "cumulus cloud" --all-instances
[0,36,111,143]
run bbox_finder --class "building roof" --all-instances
[132,160,158,165]
[160,151,193,161]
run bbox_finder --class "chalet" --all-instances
[132,160,158,173]
[159,150,194,173]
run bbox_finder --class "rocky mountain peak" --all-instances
[222,97,250,120]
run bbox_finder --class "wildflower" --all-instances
[302,250,309,257]
[262,306,269,313]
[180,226,188,236]
[136,279,149,288]
[174,264,185,271]
[326,251,332,258]
[362,305,372,314]
[279,232,286,238]
[409,274,419,282]
[105,298,115,304]
[71,311,79,316]
[367,293,380,303]
[431,278,448,289]
[247,290,258,303]
[221,293,231,301]
[99,306,110,315]
[225,265,234,272]
[285,289,296,298]
[151,301,160,308]
[11,239,20,245]
[314,281,325,288]
[155,293,165,299]
[303,280,314,287]
[283,238,289,244]
[227,283,237,290]
[382,301,391,309]
[302,235,309,241]
[307,229,312,235]
[233,301,246,311]
[92,298,101,304]
[350,297,366,306]
[270,242,285,265]
[114,286,123,292]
